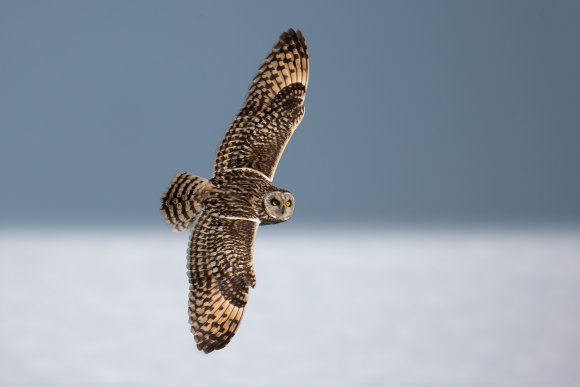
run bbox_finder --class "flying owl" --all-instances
[160,29,308,353]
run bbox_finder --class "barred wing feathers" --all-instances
[187,209,258,353]
[213,28,309,180]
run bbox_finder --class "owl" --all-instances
[160,29,308,353]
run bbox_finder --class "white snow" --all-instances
[1,227,579,387]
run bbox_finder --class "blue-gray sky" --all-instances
[1,0,579,225]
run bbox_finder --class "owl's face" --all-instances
[264,191,295,221]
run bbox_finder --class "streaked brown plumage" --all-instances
[160,28,308,353]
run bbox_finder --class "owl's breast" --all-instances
[209,169,277,220]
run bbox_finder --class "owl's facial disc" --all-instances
[264,191,295,221]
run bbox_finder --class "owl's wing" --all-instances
[187,208,259,353]
[213,28,308,180]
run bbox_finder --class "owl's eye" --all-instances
[271,199,279,206]
[285,200,292,207]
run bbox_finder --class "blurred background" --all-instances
[1,1,579,386]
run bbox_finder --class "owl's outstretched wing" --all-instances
[213,28,309,180]
[187,208,258,353]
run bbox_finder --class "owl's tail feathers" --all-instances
[161,172,209,231]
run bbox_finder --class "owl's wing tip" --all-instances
[279,28,306,45]
[198,344,215,354]
[195,338,228,354]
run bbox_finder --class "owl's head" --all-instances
[264,191,295,222]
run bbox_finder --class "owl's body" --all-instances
[164,169,291,228]
[160,29,308,353]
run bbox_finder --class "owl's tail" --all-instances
[161,172,209,231]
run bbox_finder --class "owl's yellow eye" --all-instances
[285,201,292,207]
[271,199,279,206]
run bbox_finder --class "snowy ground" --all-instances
[0,227,579,387]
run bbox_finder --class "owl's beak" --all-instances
[280,205,292,221]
